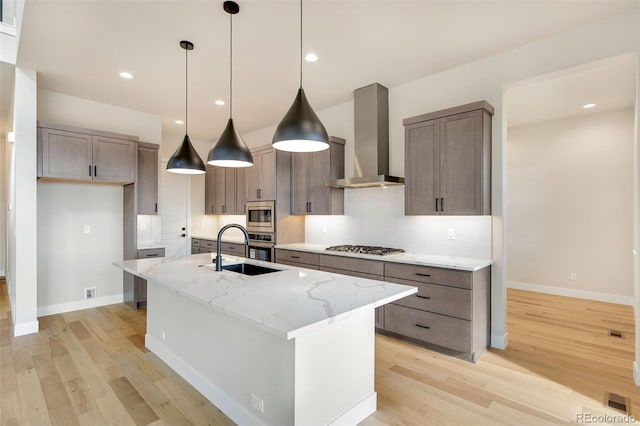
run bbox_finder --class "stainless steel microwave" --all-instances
[246,201,275,233]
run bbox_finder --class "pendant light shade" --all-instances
[272,0,329,152]
[208,1,253,168]
[272,88,329,152]
[208,118,253,167]
[167,40,206,174]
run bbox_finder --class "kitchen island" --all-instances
[113,253,416,426]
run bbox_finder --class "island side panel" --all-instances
[145,281,296,426]
[294,308,376,425]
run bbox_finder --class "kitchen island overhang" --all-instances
[113,253,416,426]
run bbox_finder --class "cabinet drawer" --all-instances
[318,266,382,281]
[276,259,319,270]
[136,248,165,259]
[201,239,216,249]
[220,242,245,256]
[318,254,384,276]
[191,238,201,247]
[388,277,471,320]
[275,249,319,267]
[384,262,471,289]
[384,304,471,353]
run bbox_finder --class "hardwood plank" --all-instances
[68,321,92,340]
[108,376,159,425]
[0,391,21,426]
[16,367,53,425]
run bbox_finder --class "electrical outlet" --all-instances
[251,394,264,413]
[83,225,91,234]
[570,272,577,281]
[447,229,456,240]
[161,330,166,341]
[321,224,328,234]
[84,287,96,299]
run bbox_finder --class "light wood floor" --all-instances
[1,281,637,425]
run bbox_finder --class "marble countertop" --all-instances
[191,235,247,244]
[113,254,416,340]
[274,243,492,271]
[137,243,167,250]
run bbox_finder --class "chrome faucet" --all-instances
[215,224,250,271]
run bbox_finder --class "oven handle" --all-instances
[248,241,275,249]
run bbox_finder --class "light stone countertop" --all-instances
[113,253,416,340]
[274,243,492,271]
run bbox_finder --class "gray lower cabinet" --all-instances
[382,262,490,362]
[38,124,137,184]
[274,249,319,270]
[137,142,159,215]
[403,101,493,215]
[290,137,345,215]
[127,248,165,309]
[192,238,245,256]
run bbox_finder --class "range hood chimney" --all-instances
[329,83,404,188]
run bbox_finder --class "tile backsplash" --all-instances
[137,215,162,246]
[305,186,491,259]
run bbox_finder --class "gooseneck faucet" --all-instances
[215,224,250,271]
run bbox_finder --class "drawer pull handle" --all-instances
[145,254,159,257]
[415,273,431,277]
[291,255,300,259]
[415,324,431,330]
[416,295,431,299]
[228,246,235,250]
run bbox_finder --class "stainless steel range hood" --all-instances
[329,83,404,188]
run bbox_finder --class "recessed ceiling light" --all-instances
[215,100,225,106]
[119,71,133,79]
[175,120,184,125]
[583,103,596,109]
[305,53,318,62]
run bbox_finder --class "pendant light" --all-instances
[167,41,206,174]
[208,1,253,168]
[272,0,329,153]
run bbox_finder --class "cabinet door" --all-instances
[290,152,310,214]
[224,168,236,215]
[40,128,93,179]
[308,149,331,214]
[405,119,440,215]
[92,136,135,183]
[213,167,226,215]
[259,149,277,200]
[205,165,216,215]
[245,153,261,202]
[235,168,246,214]
[439,110,482,215]
[137,145,158,215]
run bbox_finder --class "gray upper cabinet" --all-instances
[38,123,137,184]
[290,136,345,215]
[404,101,493,216]
[246,148,277,201]
[205,166,240,215]
[235,168,246,214]
[137,142,159,215]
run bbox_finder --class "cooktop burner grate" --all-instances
[325,245,405,256]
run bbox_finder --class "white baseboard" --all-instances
[13,320,39,337]
[146,333,266,426]
[37,294,124,317]
[329,392,376,426]
[507,281,634,306]
[491,332,509,350]
[634,362,640,387]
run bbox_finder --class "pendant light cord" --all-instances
[230,12,233,118]
[185,45,189,135]
[299,0,303,89]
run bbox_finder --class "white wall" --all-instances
[242,9,640,348]
[507,109,634,304]
[9,66,38,336]
[37,183,123,307]
[37,90,162,313]
[306,187,491,259]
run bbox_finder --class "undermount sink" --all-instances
[222,263,282,276]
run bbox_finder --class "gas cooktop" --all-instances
[325,245,405,256]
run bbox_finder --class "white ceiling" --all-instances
[15,1,639,141]
[506,53,637,128]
